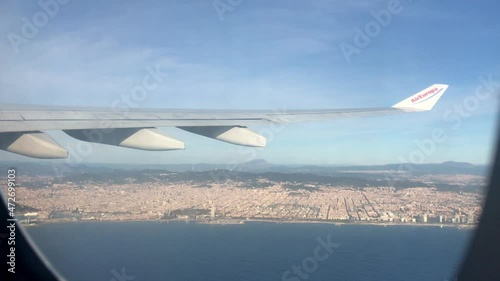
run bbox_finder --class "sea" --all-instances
[26,221,472,281]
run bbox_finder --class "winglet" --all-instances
[392,84,449,111]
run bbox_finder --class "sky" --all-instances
[0,0,499,166]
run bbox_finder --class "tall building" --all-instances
[418,214,428,223]
[468,214,475,224]
[211,205,216,219]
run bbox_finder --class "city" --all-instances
[2,162,485,228]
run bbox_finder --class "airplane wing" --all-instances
[0,84,448,159]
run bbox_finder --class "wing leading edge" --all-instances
[0,84,448,159]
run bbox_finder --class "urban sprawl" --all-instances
[3,169,484,228]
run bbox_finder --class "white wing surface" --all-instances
[0,84,448,158]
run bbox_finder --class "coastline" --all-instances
[23,217,477,230]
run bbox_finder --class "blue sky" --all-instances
[0,0,499,165]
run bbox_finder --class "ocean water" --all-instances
[26,222,473,281]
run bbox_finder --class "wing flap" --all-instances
[0,112,24,121]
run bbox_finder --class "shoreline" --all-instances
[24,218,477,230]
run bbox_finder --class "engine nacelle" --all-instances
[0,132,68,159]
[178,126,266,147]
[64,128,185,151]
